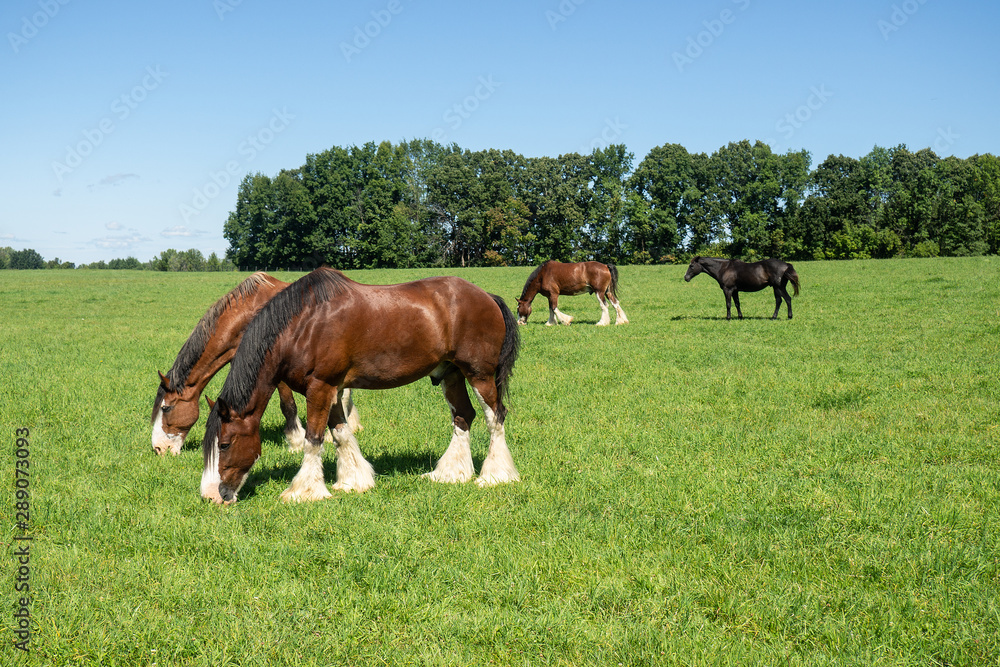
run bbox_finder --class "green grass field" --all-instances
[2,257,999,666]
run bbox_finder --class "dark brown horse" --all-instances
[151,272,359,455]
[516,260,628,326]
[201,268,520,504]
[683,256,800,320]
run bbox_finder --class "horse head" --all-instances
[201,395,262,504]
[151,371,201,455]
[683,256,704,282]
[515,297,532,324]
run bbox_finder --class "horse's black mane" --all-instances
[519,260,553,299]
[151,272,274,423]
[218,267,353,414]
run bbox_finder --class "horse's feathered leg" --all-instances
[610,294,628,324]
[277,382,307,452]
[471,383,519,487]
[342,387,362,433]
[548,294,573,325]
[595,291,611,326]
[424,369,476,484]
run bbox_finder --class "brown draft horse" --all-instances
[516,260,628,326]
[151,272,359,455]
[684,256,801,320]
[200,268,521,504]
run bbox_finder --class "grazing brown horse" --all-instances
[683,256,800,320]
[516,260,628,326]
[151,272,359,455]
[200,268,520,504]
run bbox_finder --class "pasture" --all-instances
[2,257,998,666]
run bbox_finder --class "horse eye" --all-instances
[218,439,232,452]
[161,405,173,414]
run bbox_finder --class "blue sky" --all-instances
[3,0,997,265]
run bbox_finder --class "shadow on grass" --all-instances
[232,422,481,500]
[670,314,779,321]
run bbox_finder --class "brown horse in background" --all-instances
[684,256,800,320]
[201,268,521,504]
[516,260,628,326]
[151,272,359,455]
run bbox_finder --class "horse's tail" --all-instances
[785,264,800,297]
[607,263,620,298]
[490,294,521,424]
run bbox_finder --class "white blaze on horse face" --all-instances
[200,435,223,502]
[151,409,184,455]
[472,388,520,487]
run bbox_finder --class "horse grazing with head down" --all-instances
[516,260,628,326]
[684,256,800,320]
[201,267,521,504]
[151,272,359,455]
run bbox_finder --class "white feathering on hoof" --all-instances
[330,424,376,493]
[473,389,520,487]
[424,423,474,484]
[284,418,307,453]
[280,442,332,502]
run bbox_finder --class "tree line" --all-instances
[223,139,1000,270]
[0,247,235,271]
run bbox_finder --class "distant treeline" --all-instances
[0,247,235,271]
[223,139,1000,270]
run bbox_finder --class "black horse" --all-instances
[684,256,800,320]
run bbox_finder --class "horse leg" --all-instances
[780,285,793,319]
[342,387,363,433]
[732,291,744,320]
[277,382,307,452]
[548,294,573,325]
[469,379,520,487]
[328,390,376,494]
[771,287,782,320]
[609,293,629,324]
[595,291,611,326]
[280,386,341,503]
[723,289,733,320]
[423,369,475,484]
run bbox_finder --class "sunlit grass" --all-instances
[1,258,998,665]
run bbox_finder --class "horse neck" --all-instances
[698,258,729,279]
[519,276,540,302]
[183,292,279,394]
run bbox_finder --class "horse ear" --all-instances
[215,397,231,420]
[158,371,171,391]
[205,395,216,410]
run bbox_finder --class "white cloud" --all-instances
[161,226,205,238]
